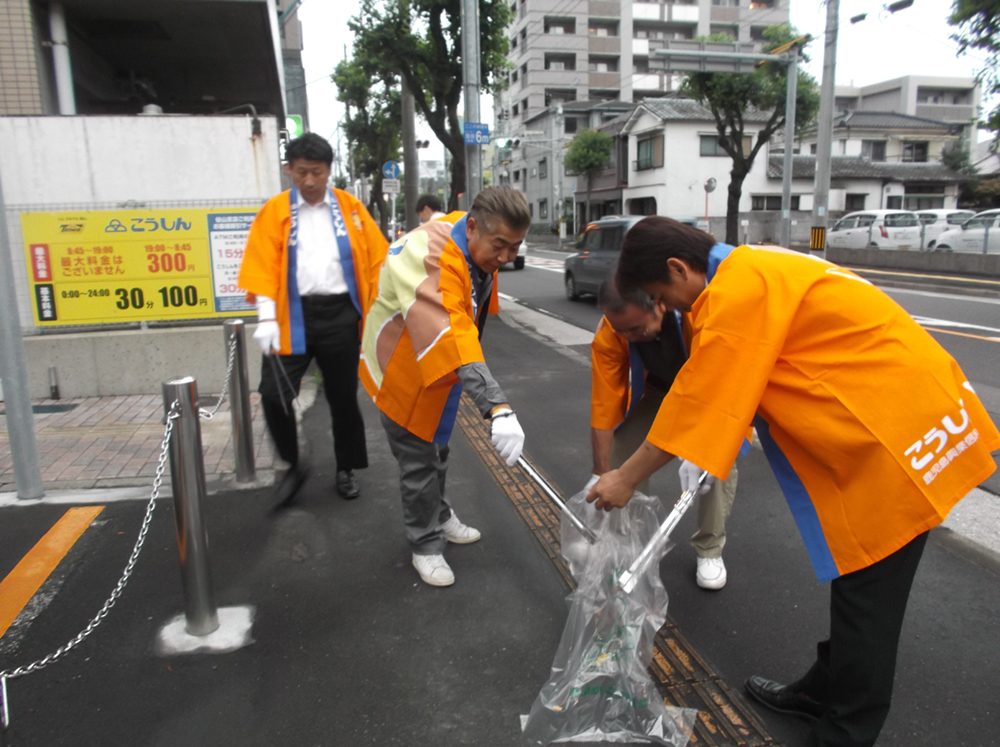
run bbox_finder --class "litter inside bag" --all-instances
[521,490,697,745]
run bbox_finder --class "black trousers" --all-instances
[795,531,929,747]
[258,294,368,472]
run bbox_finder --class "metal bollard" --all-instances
[162,377,219,636]
[224,319,256,483]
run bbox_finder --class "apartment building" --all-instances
[834,76,980,155]
[497,0,789,230]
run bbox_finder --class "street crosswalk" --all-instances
[521,256,565,273]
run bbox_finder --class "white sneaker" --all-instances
[412,553,455,587]
[696,556,727,590]
[441,514,481,544]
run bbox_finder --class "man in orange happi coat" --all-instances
[239,133,387,507]
[587,216,999,747]
[361,186,530,588]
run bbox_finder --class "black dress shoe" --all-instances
[336,470,360,500]
[745,675,825,721]
[272,465,307,509]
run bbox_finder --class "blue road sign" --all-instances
[382,160,401,179]
[463,122,490,145]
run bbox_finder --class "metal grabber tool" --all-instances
[516,457,598,545]
[1,674,10,730]
[266,352,296,416]
[617,470,709,593]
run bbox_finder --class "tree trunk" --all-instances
[725,164,749,245]
[585,172,593,225]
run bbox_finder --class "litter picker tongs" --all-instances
[266,352,297,416]
[517,456,598,545]
[617,470,709,593]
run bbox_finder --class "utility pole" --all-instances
[811,0,838,251]
[400,0,419,229]
[553,104,565,238]
[779,50,798,249]
[0,168,45,499]
[460,0,482,208]
[402,79,419,230]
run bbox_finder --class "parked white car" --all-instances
[916,209,976,249]
[826,210,922,250]
[933,208,1000,254]
[501,238,527,270]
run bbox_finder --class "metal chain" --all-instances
[200,336,238,420]
[0,400,181,683]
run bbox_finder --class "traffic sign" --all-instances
[382,161,401,179]
[463,122,490,145]
[383,178,401,193]
[285,114,304,139]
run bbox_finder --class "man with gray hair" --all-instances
[361,186,531,587]
[590,278,739,589]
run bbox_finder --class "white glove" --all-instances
[253,296,280,354]
[678,459,714,495]
[491,411,525,466]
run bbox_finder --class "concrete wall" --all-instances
[826,246,1000,278]
[22,324,265,399]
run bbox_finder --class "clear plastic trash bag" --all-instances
[521,489,698,745]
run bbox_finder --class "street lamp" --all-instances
[703,177,717,232]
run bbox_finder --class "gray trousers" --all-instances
[380,413,455,555]
[611,384,738,558]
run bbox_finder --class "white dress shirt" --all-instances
[295,190,349,296]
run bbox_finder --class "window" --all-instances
[635,135,664,170]
[904,183,945,210]
[588,20,618,37]
[510,36,517,51]
[512,102,519,116]
[564,117,578,134]
[511,70,518,84]
[633,57,650,74]
[513,169,521,182]
[831,216,857,231]
[544,17,575,34]
[861,140,886,162]
[589,56,619,72]
[545,53,576,71]
[699,134,752,157]
[544,89,576,106]
[902,141,929,163]
[539,157,548,180]
[886,195,903,209]
[885,212,919,227]
[845,193,866,211]
[539,199,548,220]
[751,195,801,211]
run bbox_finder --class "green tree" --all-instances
[680,25,820,244]
[565,129,614,226]
[347,0,512,209]
[333,55,401,234]
[950,0,1000,146]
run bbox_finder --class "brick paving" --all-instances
[0,393,275,492]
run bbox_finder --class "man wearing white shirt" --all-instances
[239,134,388,506]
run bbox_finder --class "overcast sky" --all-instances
[296,0,994,154]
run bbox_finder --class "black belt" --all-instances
[301,293,351,306]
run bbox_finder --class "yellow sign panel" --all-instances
[21,207,260,326]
